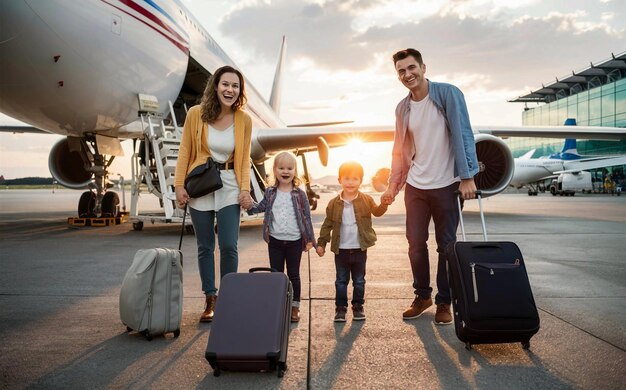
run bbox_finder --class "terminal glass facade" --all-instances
[521,78,626,128]
[512,77,625,189]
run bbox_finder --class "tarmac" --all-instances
[0,189,625,389]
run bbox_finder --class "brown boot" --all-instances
[200,295,217,322]
[291,306,300,323]
[434,303,453,325]
[402,295,433,320]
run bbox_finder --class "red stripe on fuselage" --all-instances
[101,0,189,54]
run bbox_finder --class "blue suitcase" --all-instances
[205,267,292,377]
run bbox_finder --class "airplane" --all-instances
[510,137,626,195]
[1,0,625,228]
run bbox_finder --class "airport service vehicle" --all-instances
[550,171,593,196]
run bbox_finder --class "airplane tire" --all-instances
[102,192,120,217]
[133,221,144,231]
[78,191,96,217]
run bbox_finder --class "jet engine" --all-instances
[48,138,92,189]
[473,134,515,197]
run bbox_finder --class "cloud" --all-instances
[219,0,387,70]
[220,0,624,94]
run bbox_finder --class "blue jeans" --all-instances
[189,204,240,296]
[268,236,303,304]
[334,249,367,307]
[404,182,460,305]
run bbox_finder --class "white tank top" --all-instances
[188,124,240,212]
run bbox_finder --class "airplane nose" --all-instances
[0,0,33,43]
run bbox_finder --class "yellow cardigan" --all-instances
[174,105,252,192]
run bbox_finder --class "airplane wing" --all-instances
[0,125,48,134]
[254,123,626,158]
[475,125,626,140]
[558,155,626,174]
[252,125,395,163]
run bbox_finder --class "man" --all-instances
[381,48,479,325]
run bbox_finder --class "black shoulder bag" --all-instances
[184,157,223,198]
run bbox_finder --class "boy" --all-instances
[316,161,388,322]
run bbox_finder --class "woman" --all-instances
[174,65,253,322]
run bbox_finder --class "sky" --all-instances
[0,0,624,180]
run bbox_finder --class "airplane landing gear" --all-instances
[72,135,121,218]
[78,191,97,217]
[527,183,539,196]
[298,152,320,210]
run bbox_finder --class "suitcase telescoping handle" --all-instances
[456,190,488,242]
[249,267,280,273]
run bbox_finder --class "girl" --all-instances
[250,151,317,322]
[174,65,253,323]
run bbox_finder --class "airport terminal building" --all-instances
[508,51,626,187]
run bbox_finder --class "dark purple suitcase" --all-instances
[205,267,292,377]
[446,192,540,350]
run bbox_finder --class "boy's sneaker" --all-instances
[402,295,433,320]
[434,303,453,325]
[334,306,347,322]
[352,304,366,321]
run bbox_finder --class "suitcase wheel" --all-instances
[173,329,180,338]
[277,362,287,378]
[213,367,221,377]
[522,340,530,350]
[465,342,472,351]
[142,330,153,341]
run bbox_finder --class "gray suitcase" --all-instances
[119,207,187,340]
[119,247,183,340]
[205,267,292,377]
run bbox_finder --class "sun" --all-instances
[328,138,392,181]
[341,138,366,161]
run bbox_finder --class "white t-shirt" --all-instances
[406,96,459,189]
[338,193,360,249]
[270,189,301,241]
[188,124,240,212]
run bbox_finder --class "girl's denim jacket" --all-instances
[250,186,317,252]
[389,80,479,193]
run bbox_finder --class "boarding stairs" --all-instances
[129,101,186,231]
[129,100,266,231]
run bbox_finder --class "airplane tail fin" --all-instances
[518,149,536,160]
[561,138,578,155]
[552,119,581,160]
[269,36,286,115]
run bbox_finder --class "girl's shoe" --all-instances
[291,307,300,322]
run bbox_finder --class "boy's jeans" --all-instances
[334,248,367,307]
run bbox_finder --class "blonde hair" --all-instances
[271,151,302,187]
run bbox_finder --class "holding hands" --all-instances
[239,190,253,209]
[316,246,325,257]
[381,189,395,206]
